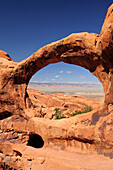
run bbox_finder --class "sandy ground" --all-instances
[16,144,113,170]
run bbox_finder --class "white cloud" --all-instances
[66,71,72,74]
[55,75,60,78]
[51,79,56,81]
[39,81,50,83]
[60,71,63,73]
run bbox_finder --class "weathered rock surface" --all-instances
[0,4,113,169]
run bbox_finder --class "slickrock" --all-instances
[27,88,101,118]
[0,4,113,169]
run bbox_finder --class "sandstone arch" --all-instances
[0,4,113,116]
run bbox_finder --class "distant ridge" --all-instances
[29,81,102,87]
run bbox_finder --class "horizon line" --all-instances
[29,80,102,85]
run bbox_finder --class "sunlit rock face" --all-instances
[0,4,113,169]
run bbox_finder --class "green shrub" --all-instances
[55,113,66,120]
[70,111,82,116]
[55,113,60,119]
[54,108,59,114]
[33,105,37,108]
[41,105,45,108]
[60,114,66,119]
[54,108,66,120]
[81,106,92,113]
[70,106,92,117]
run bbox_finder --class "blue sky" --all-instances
[0,0,113,83]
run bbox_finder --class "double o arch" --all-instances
[0,4,113,115]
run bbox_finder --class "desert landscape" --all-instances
[28,82,104,98]
[1,3,113,170]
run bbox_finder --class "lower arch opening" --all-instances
[27,133,44,148]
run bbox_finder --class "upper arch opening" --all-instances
[27,62,104,120]
[28,62,104,99]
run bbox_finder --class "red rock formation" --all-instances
[0,4,113,169]
[1,5,113,113]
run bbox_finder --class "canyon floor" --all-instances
[1,143,112,170]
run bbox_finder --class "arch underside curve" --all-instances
[14,32,101,85]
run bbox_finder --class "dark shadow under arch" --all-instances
[27,133,44,148]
